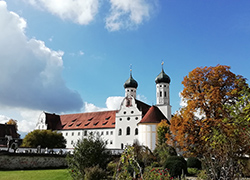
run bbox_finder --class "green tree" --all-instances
[67,134,111,180]
[157,120,170,145]
[21,129,66,148]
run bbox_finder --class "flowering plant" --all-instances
[143,167,173,180]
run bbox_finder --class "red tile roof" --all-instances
[45,111,117,130]
[138,106,170,124]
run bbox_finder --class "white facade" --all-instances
[115,96,141,149]
[58,128,116,149]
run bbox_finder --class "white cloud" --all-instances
[26,0,99,25]
[179,92,187,107]
[106,96,124,110]
[0,114,10,124]
[18,109,41,133]
[0,1,83,112]
[105,0,151,31]
[79,50,84,56]
[25,0,154,31]
[137,94,149,104]
[84,96,123,112]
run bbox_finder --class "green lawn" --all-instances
[0,169,71,180]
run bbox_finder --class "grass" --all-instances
[0,169,71,180]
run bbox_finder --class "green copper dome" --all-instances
[155,69,171,84]
[124,74,138,88]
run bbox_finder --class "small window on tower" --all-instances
[160,91,162,97]
[164,91,167,97]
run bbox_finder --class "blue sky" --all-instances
[1,0,250,135]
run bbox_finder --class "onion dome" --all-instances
[124,73,138,88]
[155,68,171,84]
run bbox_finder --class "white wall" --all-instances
[58,128,116,149]
[138,124,157,150]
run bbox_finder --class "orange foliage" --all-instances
[166,65,248,156]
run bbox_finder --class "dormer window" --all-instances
[88,117,93,121]
[76,123,82,126]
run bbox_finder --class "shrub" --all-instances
[197,170,207,180]
[164,156,187,178]
[84,165,106,180]
[188,168,200,176]
[187,157,202,170]
[143,166,171,180]
[107,161,118,177]
[67,134,111,179]
[154,144,177,166]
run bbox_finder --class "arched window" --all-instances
[126,127,130,135]
[118,129,122,136]
[121,143,124,149]
[135,128,138,135]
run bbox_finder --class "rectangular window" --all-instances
[72,132,74,136]
[78,132,80,136]
[106,131,109,135]
[84,131,87,136]
[66,132,68,136]
[111,131,113,135]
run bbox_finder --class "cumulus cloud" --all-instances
[84,96,123,112]
[105,0,151,31]
[0,114,10,124]
[27,0,99,25]
[0,1,83,112]
[25,0,154,31]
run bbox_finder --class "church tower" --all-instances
[124,69,138,98]
[155,62,171,120]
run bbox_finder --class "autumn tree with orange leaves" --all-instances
[166,65,250,179]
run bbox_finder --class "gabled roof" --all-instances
[45,110,117,130]
[138,106,170,124]
[0,124,19,138]
[135,99,151,117]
